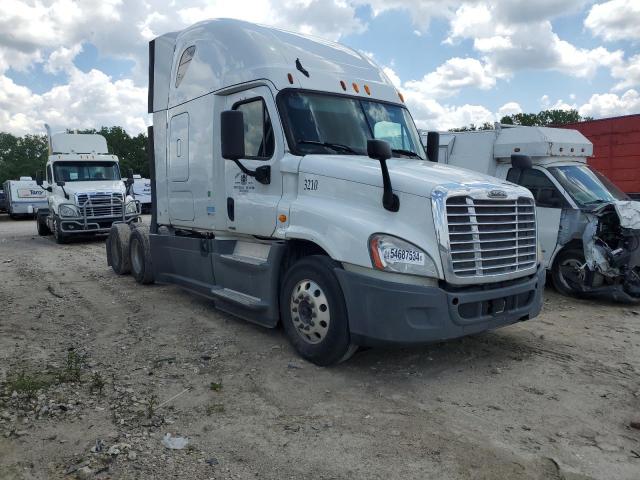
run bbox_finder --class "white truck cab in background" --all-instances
[108,19,544,365]
[424,125,640,301]
[2,177,47,219]
[36,128,140,244]
[129,174,152,213]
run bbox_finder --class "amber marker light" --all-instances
[369,237,384,270]
[278,214,287,223]
[364,84,371,95]
[340,80,347,91]
[287,73,294,84]
[352,82,360,93]
[397,91,405,102]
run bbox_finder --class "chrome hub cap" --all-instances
[290,279,330,344]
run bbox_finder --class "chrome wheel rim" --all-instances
[290,279,330,344]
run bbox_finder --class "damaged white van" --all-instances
[426,125,640,302]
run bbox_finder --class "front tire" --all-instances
[37,212,51,236]
[53,216,67,244]
[552,249,587,297]
[280,255,356,366]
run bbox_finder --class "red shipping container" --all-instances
[563,114,640,198]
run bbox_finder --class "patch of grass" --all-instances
[209,381,223,392]
[6,371,54,400]
[89,372,105,394]
[205,403,225,415]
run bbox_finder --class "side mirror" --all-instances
[127,169,135,186]
[56,180,66,187]
[221,110,245,160]
[425,131,439,163]
[511,154,532,169]
[367,139,399,212]
[36,171,44,186]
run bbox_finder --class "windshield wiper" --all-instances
[297,140,359,155]
[391,148,421,159]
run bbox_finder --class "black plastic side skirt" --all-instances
[149,234,285,327]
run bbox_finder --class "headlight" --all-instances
[125,201,138,215]
[59,205,79,218]
[369,233,439,277]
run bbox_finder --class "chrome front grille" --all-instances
[446,196,537,277]
[76,192,124,217]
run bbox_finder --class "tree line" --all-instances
[449,109,593,132]
[0,127,149,186]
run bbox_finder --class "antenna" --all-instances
[44,124,53,154]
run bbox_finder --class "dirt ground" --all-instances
[0,214,639,480]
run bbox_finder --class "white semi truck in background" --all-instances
[422,125,640,302]
[36,128,140,244]
[107,19,544,365]
[2,177,47,219]
[130,174,152,213]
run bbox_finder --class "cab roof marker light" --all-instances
[340,80,347,91]
[352,82,359,93]
[364,84,371,95]
[287,73,294,84]
[397,91,404,103]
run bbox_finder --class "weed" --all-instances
[58,350,84,383]
[145,394,158,419]
[209,381,223,392]
[205,403,225,415]
[6,371,49,400]
[90,372,105,394]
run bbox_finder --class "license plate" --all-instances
[384,248,425,265]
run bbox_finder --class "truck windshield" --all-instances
[53,162,121,182]
[278,91,426,160]
[548,165,629,206]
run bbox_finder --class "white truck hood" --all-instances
[299,155,518,198]
[60,181,126,198]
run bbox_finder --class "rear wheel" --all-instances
[280,256,356,366]
[129,227,154,284]
[53,216,67,244]
[107,223,132,275]
[552,249,588,297]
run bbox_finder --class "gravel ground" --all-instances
[0,213,639,480]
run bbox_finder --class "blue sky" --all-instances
[0,0,638,135]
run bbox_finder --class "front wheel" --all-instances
[53,216,67,244]
[552,249,588,297]
[37,212,51,236]
[280,256,357,366]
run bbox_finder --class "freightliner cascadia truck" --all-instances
[108,19,544,365]
[425,125,640,302]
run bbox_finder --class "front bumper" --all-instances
[336,265,545,347]
[59,215,139,234]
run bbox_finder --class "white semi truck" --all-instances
[36,129,140,243]
[130,174,152,213]
[424,125,640,302]
[2,177,47,219]
[108,19,544,365]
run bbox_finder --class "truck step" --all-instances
[219,253,267,266]
[210,287,266,310]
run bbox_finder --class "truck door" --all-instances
[168,112,194,222]
[507,167,567,268]
[224,87,283,236]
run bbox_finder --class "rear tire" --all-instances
[37,212,51,236]
[108,223,131,275]
[53,216,68,244]
[552,249,587,297]
[280,255,356,366]
[129,227,154,284]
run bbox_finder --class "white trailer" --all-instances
[35,129,140,243]
[422,125,640,301]
[2,177,47,219]
[107,19,544,365]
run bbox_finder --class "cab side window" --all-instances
[233,98,275,159]
[507,168,566,208]
[175,46,195,88]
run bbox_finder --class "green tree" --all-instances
[0,133,48,185]
[500,109,592,126]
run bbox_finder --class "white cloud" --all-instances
[585,0,640,42]
[446,2,623,78]
[498,102,522,118]
[611,54,640,91]
[404,57,496,98]
[578,89,640,118]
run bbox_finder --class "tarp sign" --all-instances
[17,189,46,198]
